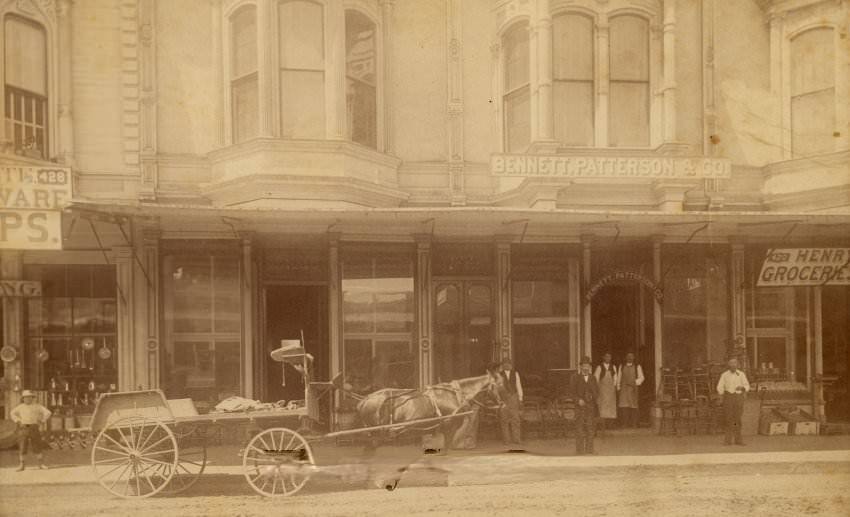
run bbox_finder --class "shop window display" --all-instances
[22,265,118,419]
[161,253,242,412]
[341,249,415,395]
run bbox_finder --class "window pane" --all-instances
[343,338,373,394]
[346,10,377,148]
[791,28,834,96]
[4,16,46,95]
[553,14,593,80]
[503,24,529,92]
[232,75,258,143]
[280,0,324,71]
[169,257,213,333]
[231,6,257,78]
[609,82,649,147]
[610,15,649,81]
[213,257,241,334]
[792,88,835,157]
[505,86,530,152]
[374,340,416,389]
[281,70,325,139]
[554,81,594,146]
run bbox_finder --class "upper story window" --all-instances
[4,15,47,159]
[346,10,377,149]
[280,0,325,139]
[224,2,383,151]
[230,6,258,144]
[608,15,650,147]
[503,23,530,153]
[553,13,594,147]
[790,27,834,157]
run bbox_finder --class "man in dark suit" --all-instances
[570,356,599,455]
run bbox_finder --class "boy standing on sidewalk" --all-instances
[11,390,52,471]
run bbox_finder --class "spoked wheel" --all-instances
[160,426,207,495]
[242,427,315,497]
[91,416,178,498]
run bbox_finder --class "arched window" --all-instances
[790,27,835,157]
[230,6,258,143]
[503,23,530,153]
[279,0,325,139]
[608,15,650,147]
[4,15,47,158]
[346,10,377,149]
[553,13,594,147]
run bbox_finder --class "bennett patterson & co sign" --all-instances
[758,248,850,286]
[491,154,731,179]
[0,166,72,250]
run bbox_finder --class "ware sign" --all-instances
[758,248,850,286]
[0,166,72,250]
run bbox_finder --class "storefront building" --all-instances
[1,0,849,429]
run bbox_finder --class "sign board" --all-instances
[491,154,732,179]
[758,248,850,286]
[585,271,663,303]
[0,166,71,250]
[0,280,42,297]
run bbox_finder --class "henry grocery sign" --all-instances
[758,248,850,286]
[0,166,72,250]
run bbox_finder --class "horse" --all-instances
[355,372,504,431]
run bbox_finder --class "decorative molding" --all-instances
[119,0,141,173]
[138,0,157,200]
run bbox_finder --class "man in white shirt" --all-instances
[716,357,750,446]
[499,359,523,449]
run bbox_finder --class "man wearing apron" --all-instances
[594,352,618,429]
[616,352,645,428]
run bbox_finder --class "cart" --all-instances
[88,340,474,498]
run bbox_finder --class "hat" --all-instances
[580,356,592,366]
[21,390,35,398]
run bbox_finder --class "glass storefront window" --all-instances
[22,265,118,413]
[342,249,416,395]
[662,246,730,368]
[162,252,242,412]
[745,248,810,384]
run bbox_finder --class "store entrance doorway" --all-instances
[433,280,495,383]
[590,283,655,423]
[263,285,328,408]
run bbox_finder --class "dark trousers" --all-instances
[723,393,745,444]
[17,424,45,455]
[574,405,595,454]
[619,407,639,428]
[500,393,521,445]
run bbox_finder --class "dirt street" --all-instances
[1,462,848,516]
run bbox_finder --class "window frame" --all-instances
[501,21,531,153]
[1,11,54,160]
[227,4,259,144]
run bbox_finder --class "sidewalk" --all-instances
[2,433,849,488]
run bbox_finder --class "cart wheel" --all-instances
[91,416,177,498]
[242,427,315,497]
[160,427,207,495]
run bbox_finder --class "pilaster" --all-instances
[730,237,747,366]
[495,238,512,362]
[581,234,593,360]
[415,234,433,386]
[119,0,141,171]
[380,0,395,154]
[138,0,158,199]
[326,2,347,140]
[447,0,466,204]
[57,0,75,167]
[257,0,275,138]
[595,14,610,148]
[241,233,254,398]
[529,0,556,151]
[327,233,341,380]
[652,235,663,393]
[662,0,677,144]
[1,252,24,418]
[113,246,136,391]
[132,227,160,390]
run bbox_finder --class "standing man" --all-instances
[616,352,645,428]
[10,390,52,471]
[571,356,599,455]
[716,357,750,446]
[499,358,523,449]
[594,352,618,429]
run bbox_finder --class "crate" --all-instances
[774,407,819,436]
[759,411,788,435]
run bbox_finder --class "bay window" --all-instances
[553,13,594,147]
[279,0,325,139]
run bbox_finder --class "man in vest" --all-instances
[570,356,599,455]
[616,352,645,428]
[499,358,523,449]
[716,356,750,446]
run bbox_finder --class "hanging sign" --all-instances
[585,271,663,303]
[0,166,72,250]
[0,280,42,297]
[758,248,850,286]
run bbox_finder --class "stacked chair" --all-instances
[657,364,724,436]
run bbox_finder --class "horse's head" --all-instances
[469,370,504,409]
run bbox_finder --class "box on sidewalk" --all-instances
[758,410,788,435]
[773,406,819,435]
